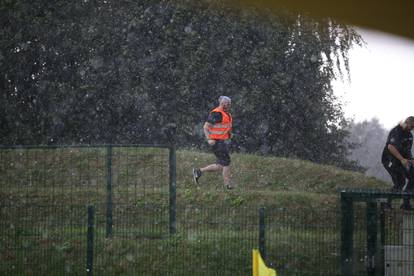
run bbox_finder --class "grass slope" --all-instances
[1,147,391,275]
[177,149,389,210]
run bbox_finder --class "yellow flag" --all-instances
[252,249,277,276]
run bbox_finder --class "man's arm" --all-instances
[203,122,216,145]
[408,144,414,164]
[203,122,211,140]
[388,144,410,166]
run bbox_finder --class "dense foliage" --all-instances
[1,0,362,168]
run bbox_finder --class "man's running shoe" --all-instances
[225,184,234,190]
[192,168,202,185]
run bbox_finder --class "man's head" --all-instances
[404,116,414,131]
[218,96,231,111]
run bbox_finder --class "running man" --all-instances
[193,96,234,189]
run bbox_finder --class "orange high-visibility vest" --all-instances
[208,107,232,140]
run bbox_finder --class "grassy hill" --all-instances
[0,147,390,212]
[1,147,391,275]
[176,149,389,210]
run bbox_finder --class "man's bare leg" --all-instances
[193,164,222,185]
[201,164,222,173]
[222,165,232,188]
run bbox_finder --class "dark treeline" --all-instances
[1,0,363,169]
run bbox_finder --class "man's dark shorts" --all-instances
[212,140,231,166]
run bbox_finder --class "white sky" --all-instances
[333,28,414,130]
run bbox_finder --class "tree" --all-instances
[346,118,391,181]
[1,0,362,169]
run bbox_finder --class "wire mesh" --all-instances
[266,207,342,276]
[0,203,88,275]
[0,145,170,206]
[352,202,369,276]
[381,206,414,276]
[5,147,414,275]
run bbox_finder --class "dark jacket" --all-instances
[382,124,413,166]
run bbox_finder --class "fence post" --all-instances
[379,203,386,276]
[169,145,177,235]
[366,201,377,276]
[341,192,354,276]
[259,207,266,260]
[106,145,113,238]
[86,205,95,276]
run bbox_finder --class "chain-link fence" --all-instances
[1,202,343,275]
[4,197,413,275]
[0,145,171,205]
[2,146,414,275]
[341,189,414,276]
[0,144,176,238]
[0,203,89,275]
[265,207,342,275]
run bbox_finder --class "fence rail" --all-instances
[1,203,345,275]
[0,144,172,203]
[0,144,176,237]
[3,198,413,275]
[2,146,414,275]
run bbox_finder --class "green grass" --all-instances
[0,147,390,275]
[177,149,388,214]
[179,149,387,192]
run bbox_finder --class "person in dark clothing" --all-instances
[382,116,414,210]
[192,96,234,189]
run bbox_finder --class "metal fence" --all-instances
[381,207,414,276]
[2,197,413,275]
[0,203,89,275]
[0,144,176,237]
[266,207,342,275]
[341,189,414,276]
[1,202,344,276]
[0,145,173,204]
[2,146,414,275]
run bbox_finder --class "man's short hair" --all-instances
[405,116,414,124]
[219,96,231,103]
